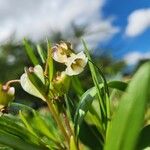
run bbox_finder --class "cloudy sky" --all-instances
[0,0,150,65]
[0,0,118,44]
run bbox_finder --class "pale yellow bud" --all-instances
[51,71,70,97]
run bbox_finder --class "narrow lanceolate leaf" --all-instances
[0,130,43,150]
[23,39,39,65]
[74,83,103,137]
[82,39,107,120]
[74,81,127,137]
[69,136,78,150]
[19,111,37,136]
[47,40,54,82]
[0,115,47,149]
[71,76,84,96]
[105,62,150,150]
[37,45,46,63]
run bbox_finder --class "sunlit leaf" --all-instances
[70,136,78,150]
[105,62,150,150]
[37,44,46,63]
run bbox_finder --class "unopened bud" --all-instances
[0,84,15,107]
[51,71,70,97]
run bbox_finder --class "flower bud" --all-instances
[52,41,73,63]
[65,51,88,76]
[51,71,70,97]
[0,84,15,108]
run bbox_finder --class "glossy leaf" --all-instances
[70,136,78,150]
[37,44,46,63]
[105,62,150,150]
[82,40,106,118]
[74,80,127,137]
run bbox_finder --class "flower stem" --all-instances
[3,80,20,90]
[46,99,70,146]
[62,111,73,137]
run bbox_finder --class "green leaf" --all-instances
[108,81,127,92]
[23,39,39,66]
[71,76,84,96]
[105,62,150,150]
[74,80,127,137]
[9,102,34,114]
[31,111,60,143]
[136,125,150,150]
[69,136,78,150]
[74,84,99,136]
[37,45,46,63]
[79,121,103,150]
[46,40,54,82]
[0,115,47,149]
[9,103,62,149]
[0,130,44,150]
[19,111,37,136]
[82,40,106,118]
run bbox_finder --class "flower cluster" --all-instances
[19,41,88,101]
[52,41,88,76]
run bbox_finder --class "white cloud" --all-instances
[125,8,150,37]
[0,0,119,47]
[124,51,150,65]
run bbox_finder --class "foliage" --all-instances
[0,40,150,150]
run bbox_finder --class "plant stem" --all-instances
[46,99,70,145]
[3,80,20,90]
[62,111,73,137]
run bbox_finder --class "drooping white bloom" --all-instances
[52,42,72,63]
[20,65,46,101]
[65,51,88,76]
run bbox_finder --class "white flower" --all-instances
[65,52,88,76]
[20,65,46,101]
[52,42,72,63]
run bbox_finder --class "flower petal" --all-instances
[20,65,46,101]
[65,52,88,76]
[52,42,73,63]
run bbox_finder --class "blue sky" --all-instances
[101,0,150,61]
